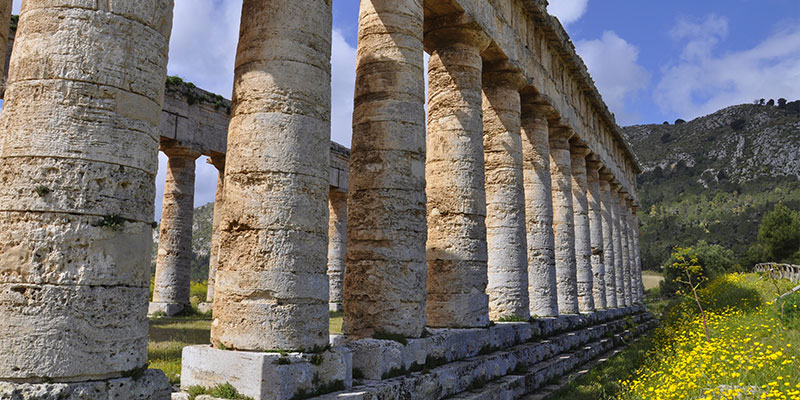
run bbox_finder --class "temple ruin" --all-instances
[0,0,649,399]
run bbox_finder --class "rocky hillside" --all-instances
[624,102,800,270]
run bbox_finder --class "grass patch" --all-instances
[187,383,253,400]
[550,273,800,400]
[148,309,346,385]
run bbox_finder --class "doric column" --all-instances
[151,147,201,316]
[0,1,173,394]
[599,171,617,308]
[0,0,10,97]
[205,156,225,303]
[570,142,594,313]
[482,63,529,321]
[210,0,332,351]
[617,190,632,306]
[632,207,643,303]
[627,200,640,304]
[425,17,491,328]
[520,99,558,317]
[549,127,579,314]
[586,157,606,309]
[610,183,626,306]
[328,188,347,312]
[344,0,427,338]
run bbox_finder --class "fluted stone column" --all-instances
[586,158,606,309]
[0,1,173,394]
[328,189,347,312]
[0,0,10,97]
[210,0,332,351]
[204,156,225,304]
[632,208,643,303]
[549,128,579,314]
[570,143,594,313]
[611,183,626,306]
[619,193,633,306]
[615,191,631,306]
[151,147,201,316]
[344,0,427,339]
[520,100,558,317]
[482,64,529,321]
[627,201,642,303]
[599,172,618,308]
[425,18,491,328]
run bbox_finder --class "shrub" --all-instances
[730,118,746,130]
[756,203,800,263]
[661,241,735,295]
[674,119,686,125]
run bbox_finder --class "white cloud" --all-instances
[655,15,800,120]
[331,30,357,148]
[547,0,589,26]
[155,2,359,218]
[575,31,651,125]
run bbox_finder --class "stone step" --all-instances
[454,318,657,400]
[310,310,655,400]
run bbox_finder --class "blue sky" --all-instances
[8,1,800,217]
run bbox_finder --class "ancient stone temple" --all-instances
[0,0,648,399]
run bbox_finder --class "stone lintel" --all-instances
[180,346,352,400]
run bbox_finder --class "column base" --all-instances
[148,302,186,317]
[197,302,213,315]
[179,345,352,400]
[0,369,171,400]
[329,302,343,312]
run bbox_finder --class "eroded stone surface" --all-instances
[152,148,200,312]
[205,157,224,302]
[521,101,558,317]
[210,0,332,351]
[586,159,606,310]
[599,174,618,308]
[0,0,172,384]
[328,189,347,307]
[570,143,594,313]
[0,369,171,400]
[343,0,428,339]
[549,129,578,315]
[483,65,529,321]
[619,193,633,307]
[610,185,627,307]
[425,20,491,328]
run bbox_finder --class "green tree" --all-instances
[661,240,735,295]
[756,203,800,262]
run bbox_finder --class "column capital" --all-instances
[569,139,591,157]
[549,126,574,148]
[586,155,603,172]
[482,61,526,91]
[424,14,490,52]
[207,154,226,171]
[161,144,201,160]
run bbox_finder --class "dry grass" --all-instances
[642,270,664,290]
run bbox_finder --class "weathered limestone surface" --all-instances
[210,0,332,351]
[611,185,626,307]
[343,0,428,339]
[0,0,10,96]
[520,101,558,317]
[328,189,347,311]
[425,18,491,328]
[482,64,529,321]
[570,143,594,313]
[205,157,225,303]
[0,0,173,388]
[632,210,644,302]
[152,147,200,315]
[549,128,578,314]
[619,194,633,306]
[0,370,172,400]
[627,203,640,304]
[586,158,606,309]
[181,345,352,400]
[599,173,618,308]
